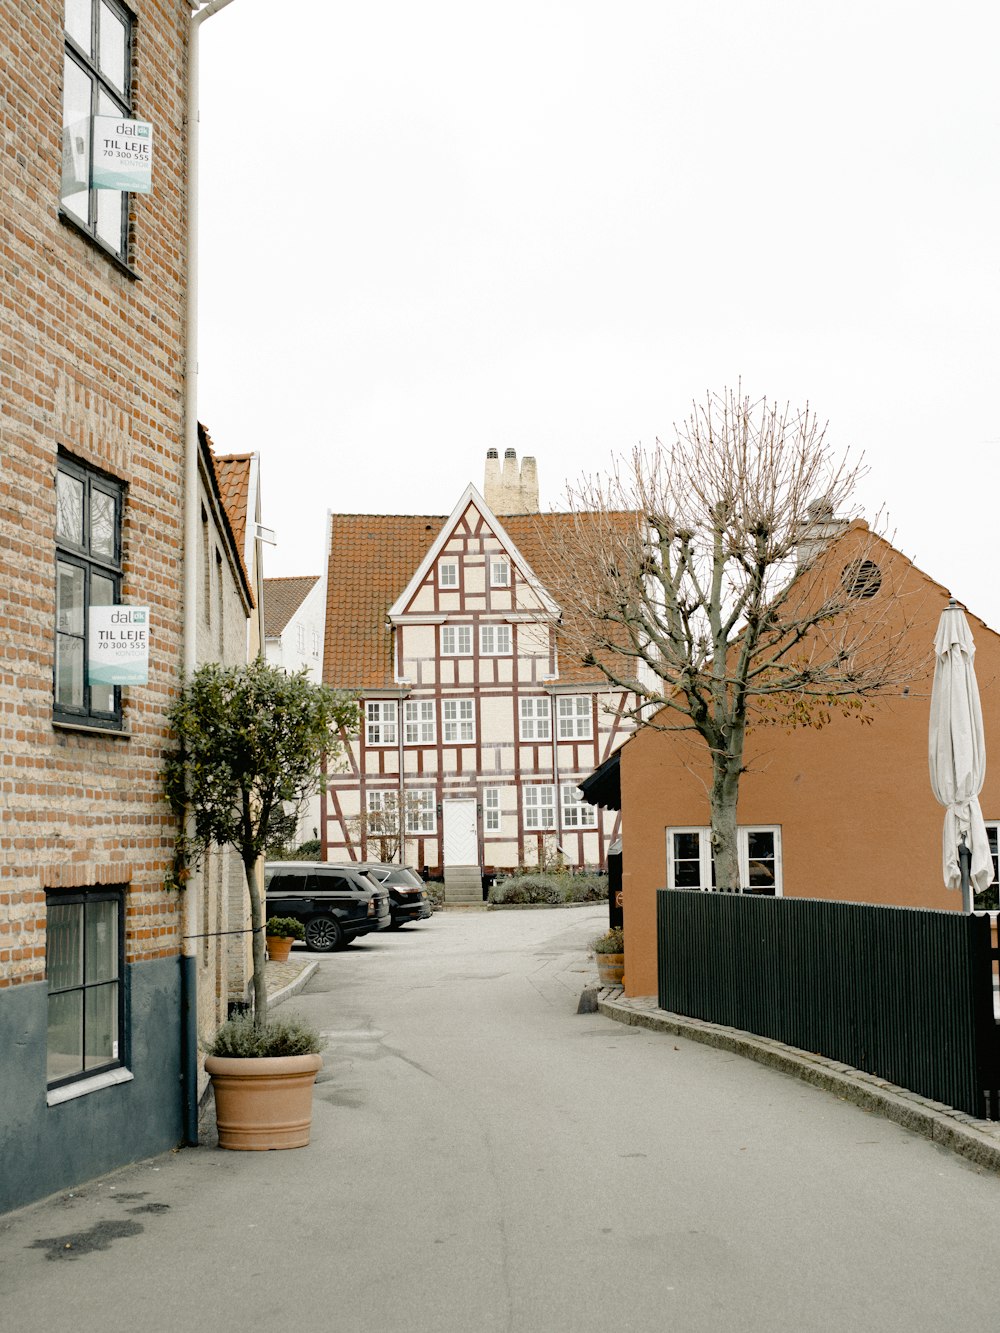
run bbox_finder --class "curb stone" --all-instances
[598,991,1000,1175]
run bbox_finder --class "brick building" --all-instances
[0,1,194,1212]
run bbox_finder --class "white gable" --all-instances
[387,484,560,622]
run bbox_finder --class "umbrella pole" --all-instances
[959,834,973,914]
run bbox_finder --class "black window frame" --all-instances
[54,452,126,730]
[45,885,127,1092]
[61,0,135,264]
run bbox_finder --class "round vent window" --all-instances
[841,559,882,599]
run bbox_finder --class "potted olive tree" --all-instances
[165,660,357,1149]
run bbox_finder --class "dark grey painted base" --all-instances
[0,956,183,1215]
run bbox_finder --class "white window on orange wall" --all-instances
[666,826,782,895]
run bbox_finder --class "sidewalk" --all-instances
[598,987,1000,1175]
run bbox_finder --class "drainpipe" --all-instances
[182,0,240,1149]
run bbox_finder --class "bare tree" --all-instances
[555,387,918,892]
[342,791,426,864]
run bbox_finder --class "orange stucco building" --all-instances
[618,532,1000,998]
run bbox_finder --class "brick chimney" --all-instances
[483,448,539,515]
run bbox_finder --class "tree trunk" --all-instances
[709,757,741,892]
[244,854,267,1027]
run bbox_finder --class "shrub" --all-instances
[489,872,608,906]
[205,1011,324,1058]
[265,915,305,940]
[592,927,624,954]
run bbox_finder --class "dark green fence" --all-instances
[657,890,1000,1119]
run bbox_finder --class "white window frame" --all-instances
[479,623,512,656]
[441,624,472,656]
[524,784,556,830]
[519,696,551,741]
[296,623,306,654]
[366,788,394,831]
[366,699,397,746]
[490,557,510,587]
[976,821,999,911]
[404,699,436,745]
[666,826,782,895]
[557,695,592,740]
[438,559,458,588]
[561,784,597,828]
[311,629,321,658]
[405,789,436,835]
[442,698,475,743]
[484,787,502,832]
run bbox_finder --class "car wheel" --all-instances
[388,920,402,931]
[304,915,343,952]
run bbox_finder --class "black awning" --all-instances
[578,749,621,811]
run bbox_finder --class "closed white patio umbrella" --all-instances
[928,600,992,912]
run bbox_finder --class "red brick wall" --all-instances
[0,2,190,986]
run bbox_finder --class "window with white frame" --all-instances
[480,623,511,656]
[442,698,475,742]
[405,789,436,835]
[557,695,592,740]
[490,557,510,587]
[404,699,436,745]
[524,784,556,830]
[561,784,597,828]
[519,696,551,741]
[296,623,305,654]
[438,559,458,588]
[311,629,321,658]
[666,827,782,895]
[441,624,472,656]
[366,699,397,745]
[976,822,999,911]
[484,787,502,832]
[366,788,394,831]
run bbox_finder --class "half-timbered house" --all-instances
[321,452,632,902]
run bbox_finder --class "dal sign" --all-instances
[89,606,150,686]
[92,116,154,193]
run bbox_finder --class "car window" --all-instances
[385,868,423,888]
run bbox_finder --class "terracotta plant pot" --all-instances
[266,935,293,963]
[596,952,625,986]
[205,1053,323,1150]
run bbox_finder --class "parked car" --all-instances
[330,862,433,929]
[264,862,390,951]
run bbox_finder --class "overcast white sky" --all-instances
[197,1,999,632]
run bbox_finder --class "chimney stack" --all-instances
[483,449,539,515]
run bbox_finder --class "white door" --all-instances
[442,799,479,867]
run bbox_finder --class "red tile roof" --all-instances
[264,576,320,638]
[198,428,255,609]
[213,452,253,556]
[323,508,623,689]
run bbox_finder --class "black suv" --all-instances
[264,862,390,951]
[331,862,433,929]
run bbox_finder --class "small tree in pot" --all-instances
[165,660,357,1031]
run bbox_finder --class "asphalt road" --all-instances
[2,905,998,1332]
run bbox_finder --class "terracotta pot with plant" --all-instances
[265,915,305,963]
[166,660,358,1151]
[592,926,625,987]
[203,1012,326,1150]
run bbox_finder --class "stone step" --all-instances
[444,866,484,904]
